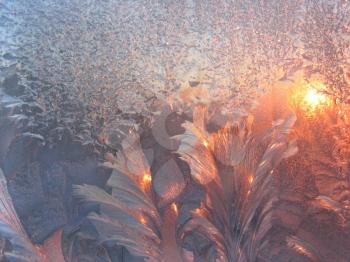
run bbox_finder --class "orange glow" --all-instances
[304,87,327,109]
[142,172,152,183]
[294,244,307,254]
[139,215,147,225]
[140,171,152,191]
[289,80,331,114]
[302,81,331,112]
[171,203,178,214]
[248,175,254,184]
[194,208,204,216]
[202,139,209,148]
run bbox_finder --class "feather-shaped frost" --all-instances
[0,169,42,262]
[175,121,218,185]
[212,121,252,166]
[286,236,323,261]
[153,158,186,205]
[176,110,298,261]
[118,132,151,177]
[74,132,185,261]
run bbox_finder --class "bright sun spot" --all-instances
[289,80,331,116]
[304,88,326,108]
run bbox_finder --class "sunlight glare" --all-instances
[142,172,152,183]
[304,88,326,109]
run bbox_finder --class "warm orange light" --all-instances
[171,202,178,215]
[142,172,152,183]
[194,207,204,216]
[290,80,331,114]
[294,244,307,254]
[304,87,327,109]
[248,175,254,184]
[139,215,147,225]
[202,139,209,148]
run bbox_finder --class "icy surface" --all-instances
[0,1,290,126]
[0,0,349,127]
